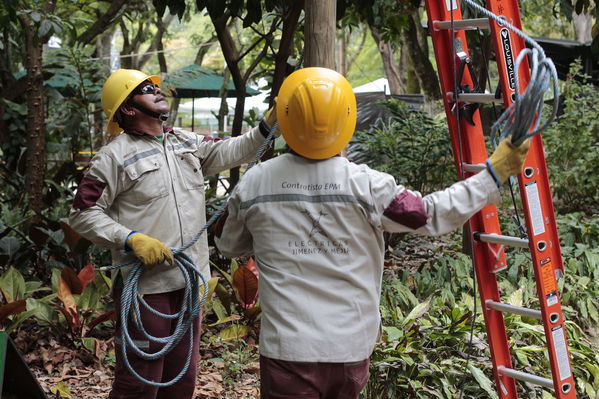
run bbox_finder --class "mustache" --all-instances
[155,95,165,103]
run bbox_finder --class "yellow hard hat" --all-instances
[101,69,161,135]
[276,67,356,160]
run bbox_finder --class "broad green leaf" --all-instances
[0,237,21,258]
[383,326,403,342]
[507,287,523,307]
[403,295,433,326]
[26,298,56,325]
[199,276,219,301]
[205,314,241,328]
[51,382,72,398]
[211,296,228,321]
[467,365,498,399]
[77,283,100,311]
[81,337,96,354]
[0,266,26,302]
[212,325,250,341]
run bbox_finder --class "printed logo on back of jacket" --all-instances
[287,208,351,256]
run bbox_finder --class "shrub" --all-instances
[542,61,599,212]
[348,100,455,193]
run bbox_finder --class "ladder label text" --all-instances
[551,325,572,381]
[500,28,516,91]
[525,181,545,236]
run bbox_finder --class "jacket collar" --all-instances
[125,125,176,137]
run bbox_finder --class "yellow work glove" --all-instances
[487,136,531,186]
[127,233,174,269]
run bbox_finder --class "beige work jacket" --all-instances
[69,126,267,294]
[216,154,501,362]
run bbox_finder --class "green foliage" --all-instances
[202,258,261,342]
[543,61,599,212]
[349,100,454,193]
[44,44,108,156]
[0,265,114,352]
[367,214,599,398]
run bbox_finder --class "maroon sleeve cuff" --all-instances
[214,207,230,238]
[383,190,428,229]
[72,175,107,210]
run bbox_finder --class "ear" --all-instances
[119,102,136,117]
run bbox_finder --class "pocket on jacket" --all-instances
[123,156,169,203]
[174,149,204,191]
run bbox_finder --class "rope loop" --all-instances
[463,0,559,147]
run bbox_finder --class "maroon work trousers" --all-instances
[109,289,201,399]
[260,356,370,399]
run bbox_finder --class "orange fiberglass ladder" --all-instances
[423,0,577,398]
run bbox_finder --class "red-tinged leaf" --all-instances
[61,267,82,295]
[77,264,95,292]
[57,276,81,330]
[59,221,82,252]
[0,299,26,323]
[243,257,259,279]
[233,265,258,309]
[86,309,115,332]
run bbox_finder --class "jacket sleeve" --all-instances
[195,126,267,177]
[213,189,254,258]
[381,169,501,235]
[69,150,131,250]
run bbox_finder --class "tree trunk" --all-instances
[210,13,273,189]
[218,68,231,132]
[138,14,175,70]
[22,20,46,222]
[304,0,336,68]
[370,27,403,94]
[345,27,367,77]
[76,0,129,45]
[338,29,347,75]
[403,12,441,100]
[271,1,303,100]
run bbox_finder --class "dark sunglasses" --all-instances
[134,83,158,95]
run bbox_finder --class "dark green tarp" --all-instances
[163,64,259,98]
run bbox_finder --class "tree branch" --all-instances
[76,0,128,45]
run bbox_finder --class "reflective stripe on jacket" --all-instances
[69,126,267,294]
[215,153,500,362]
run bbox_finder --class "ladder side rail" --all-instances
[485,1,576,397]
[424,1,516,397]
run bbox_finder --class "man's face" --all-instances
[131,81,170,114]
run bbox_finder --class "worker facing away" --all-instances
[214,67,529,399]
[69,68,276,399]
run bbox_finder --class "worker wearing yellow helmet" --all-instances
[215,67,529,398]
[69,68,277,399]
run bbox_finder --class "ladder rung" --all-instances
[462,163,486,173]
[497,366,554,389]
[432,18,490,31]
[486,300,542,319]
[449,93,503,104]
[474,233,529,248]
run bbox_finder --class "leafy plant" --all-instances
[366,220,599,399]
[0,266,52,331]
[202,257,261,342]
[348,100,455,193]
[542,60,599,212]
